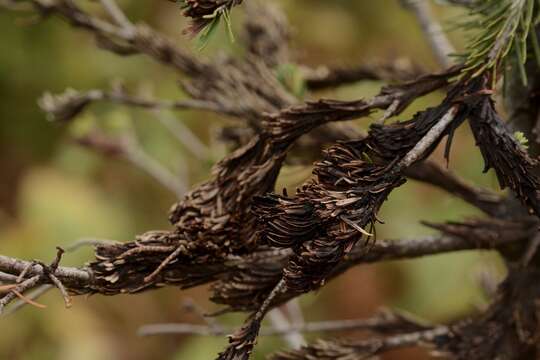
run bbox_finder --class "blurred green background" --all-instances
[0,1,506,359]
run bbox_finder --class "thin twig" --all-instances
[398,106,459,169]
[182,298,222,329]
[268,308,306,349]
[303,60,423,90]
[16,261,35,283]
[286,326,450,358]
[0,255,92,289]
[404,160,505,217]
[0,275,41,315]
[0,272,18,283]
[284,299,305,328]
[64,237,122,253]
[154,110,210,161]
[138,313,427,337]
[48,274,73,308]
[402,0,455,68]
[3,0,204,75]
[39,87,228,123]
[144,244,186,283]
[73,128,188,197]
[122,133,188,197]
[521,230,540,266]
[98,0,134,34]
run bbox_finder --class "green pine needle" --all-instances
[457,0,540,84]
[197,15,222,51]
[178,2,237,50]
[514,131,530,149]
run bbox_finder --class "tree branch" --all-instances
[401,0,455,69]
[138,309,429,337]
[303,60,424,90]
[405,161,505,217]
[271,326,450,360]
[0,224,528,314]
[39,87,229,123]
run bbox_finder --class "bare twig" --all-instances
[182,298,222,329]
[0,272,18,283]
[138,311,427,338]
[122,133,188,197]
[74,128,188,197]
[39,88,228,123]
[303,60,423,90]
[144,244,186,283]
[271,326,450,359]
[284,300,304,329]
[48,274,72,308]
[0,255,92,289]
[521,230,540,266]
[16,0,205,75]
[0,275,41,314]
[269,308,306,349]
[398,106,459,168]
[98,0,134,34]
[16,261,35,283]
[402,0,455,68]
[154,110,211,161]
[405,160,505,217]
[64,237,122,253]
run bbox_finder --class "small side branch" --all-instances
[0,255,92,290]
[39,87,227,123]
[271,326,450,359]
[303,60,423,90]
[397,106,459,169]
[0,224,530,314]
[139,310,428,337]
[405,161,505,217]
[402,0,455,68]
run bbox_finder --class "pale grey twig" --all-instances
[154,110,210,161]
[98,0,134,34]
[122,132,188,197]
[0,271,18,283]
[269,308,306,349]
[16,261,35,283]
[144,244,186,283]
[398,106,458,168]
[138,313,426,338]
[48,273,73,308]
[182,298,221,329]
[0,255,92,286]
[521,231,540,266]
[64,237,123,253]
[39,88,227,123]
[285,299,305,328]
[402,0,455,68]
[0,275,41,314]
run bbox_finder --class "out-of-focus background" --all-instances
[0,1,506,359]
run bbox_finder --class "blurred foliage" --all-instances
[0,1,505,359]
